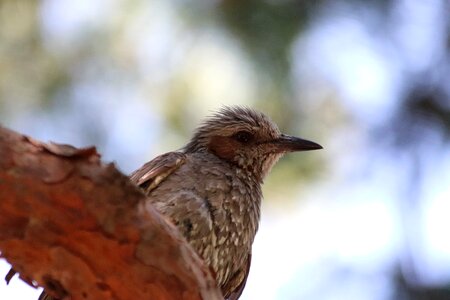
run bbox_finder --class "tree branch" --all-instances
[0,126,222,300]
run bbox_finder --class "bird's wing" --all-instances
[225,253,252,300]
[129,151,186,193]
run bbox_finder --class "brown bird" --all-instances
[7,106,322,300]
[129,106,322,299]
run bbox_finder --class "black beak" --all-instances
[272,134,323,152]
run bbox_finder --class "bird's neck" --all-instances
[231,161,263,242]
[233,152,282,184]
[192,150,262,241]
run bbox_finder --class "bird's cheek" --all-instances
[207,136,238,162]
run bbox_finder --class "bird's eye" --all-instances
[232,131,253,143]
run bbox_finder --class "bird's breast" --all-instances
[146,152,262,287]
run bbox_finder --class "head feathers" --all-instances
[183,106,280,153]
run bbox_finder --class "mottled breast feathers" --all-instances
[224,253,251,300]
[129,150,251,300]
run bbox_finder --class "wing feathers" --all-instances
[129,152,186,193]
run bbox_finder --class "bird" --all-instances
[129,106,322,299]
[7,106,322,300]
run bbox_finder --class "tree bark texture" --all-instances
[0,126,222,300]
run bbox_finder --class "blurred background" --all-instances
[1,0,449,299]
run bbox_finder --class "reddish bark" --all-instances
[0,126,222,300]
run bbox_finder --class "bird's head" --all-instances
[183,106,322,182]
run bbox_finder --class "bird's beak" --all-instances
[271,134,323,152]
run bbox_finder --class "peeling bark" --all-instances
[0,126,222,300]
